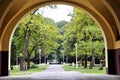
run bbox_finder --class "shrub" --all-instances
[30,64,38,68]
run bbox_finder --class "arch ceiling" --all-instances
[0,0,120,51]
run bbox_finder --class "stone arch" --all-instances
[0,0,120,76]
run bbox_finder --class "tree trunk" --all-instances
[80,57,84,66]
[27,52,31,70]
[27,58,30,69]
[84,54,87,68]
[99,48,105,70]
[44,55,46,64]
[81,57,84,66]
[11,59,14,70]
[89,48,95,69]
[20,57,26,71]
[20,27,31,71]
[99,60,104,70]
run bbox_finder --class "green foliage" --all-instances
[11,12,60,64]
[56,21,68,28]
[62,8,104,58]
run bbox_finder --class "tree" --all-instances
[11,12,60,70]
[62,8,104,69]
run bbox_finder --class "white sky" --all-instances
[38,5,73,22]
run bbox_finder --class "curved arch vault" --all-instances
[0,0,120,76]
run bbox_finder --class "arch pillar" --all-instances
[107,41,120,75]
[0,0,14,76]
[0,51,9,76]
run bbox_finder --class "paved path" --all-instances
[43,64,65,72]
[0,64,120,80]
[31,64,82,80]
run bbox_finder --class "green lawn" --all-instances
[10,64,49,76]
[62,64,106,74]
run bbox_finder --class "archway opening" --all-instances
[10,4,106,76]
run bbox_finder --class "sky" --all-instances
[38,5,74,22]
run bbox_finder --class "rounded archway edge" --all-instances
[0,0,117,51]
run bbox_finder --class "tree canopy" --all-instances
[11,6,105,70]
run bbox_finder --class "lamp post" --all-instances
[75,43,78,68]
[38,49,41,66]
